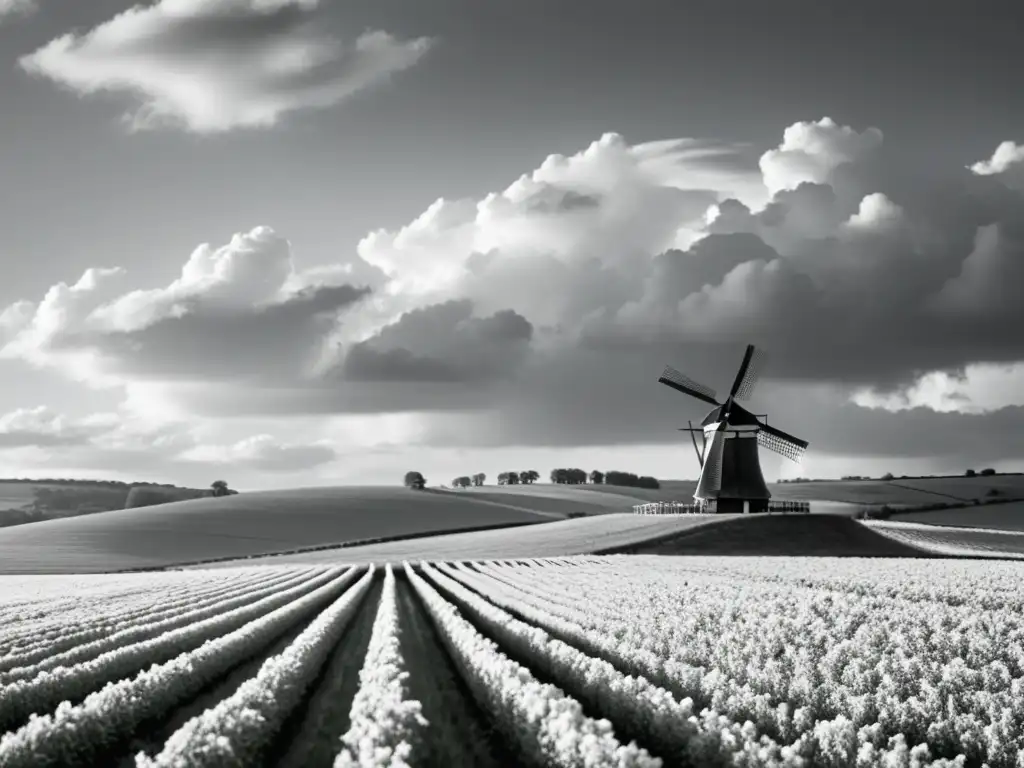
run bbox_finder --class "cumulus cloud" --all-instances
[2,226,371,390]
[969,141,1024,192]
[5,117,1024,465]
[19,0,432,133]
[853,364,1024,415]
[759,117,883,195]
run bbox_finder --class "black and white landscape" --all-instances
[2,2,1024,766]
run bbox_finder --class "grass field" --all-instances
[198,513,730,568]
[869,519,1024,558]
[4,558,1024,766]
[620,514,925,557]
[446,484,647,512]
[888,500,1024,530]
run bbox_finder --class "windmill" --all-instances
[658,344,809,514]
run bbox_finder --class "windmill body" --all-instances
[658,345,809,513]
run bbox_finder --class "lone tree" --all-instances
[589,470,605,484]
[472,473,486,486]
[404,471,426,490]
[965,469,976,477]
[210,480,231,497]
[451,476,472,489]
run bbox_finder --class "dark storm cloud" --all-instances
[341,299,532,384]
[523,188,603,215]
[70,283,371,382]
[415,349,1024,465]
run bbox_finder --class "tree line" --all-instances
[549,468,660,489]
[406,468,660,490]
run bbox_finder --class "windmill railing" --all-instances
[633,502,704,515]
[633,500,811,515]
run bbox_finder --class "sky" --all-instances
[2,0,1024,490]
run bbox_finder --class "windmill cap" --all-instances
[701,402,762,427]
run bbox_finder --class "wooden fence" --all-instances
[633,500,811,515]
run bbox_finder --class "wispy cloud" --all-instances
[19,0,433,132]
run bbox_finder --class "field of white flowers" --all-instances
[2,555,1023,766]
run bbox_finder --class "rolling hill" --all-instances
[0,487,571,574]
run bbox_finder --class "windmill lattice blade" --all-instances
[658,365,719,406]
[729,344,768,401]
[757,422,808,463]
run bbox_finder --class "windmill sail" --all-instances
[757,422,808,463]
[658,365,719,405]
[729,344,767,401]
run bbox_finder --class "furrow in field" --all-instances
[273,572,382,768]
[0,568,309,674]
[0,567,361,768]
[135,567,376,768]
[388,571,504,768]
[406,562,661,768]
[333,565,427,767]
[0,566,343,734]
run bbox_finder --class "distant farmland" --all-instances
[0,480,210,528]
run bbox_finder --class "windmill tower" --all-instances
[658,344,809,514]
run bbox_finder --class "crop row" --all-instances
[0,568,313,675]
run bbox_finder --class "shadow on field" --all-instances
[599,514,932,557]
